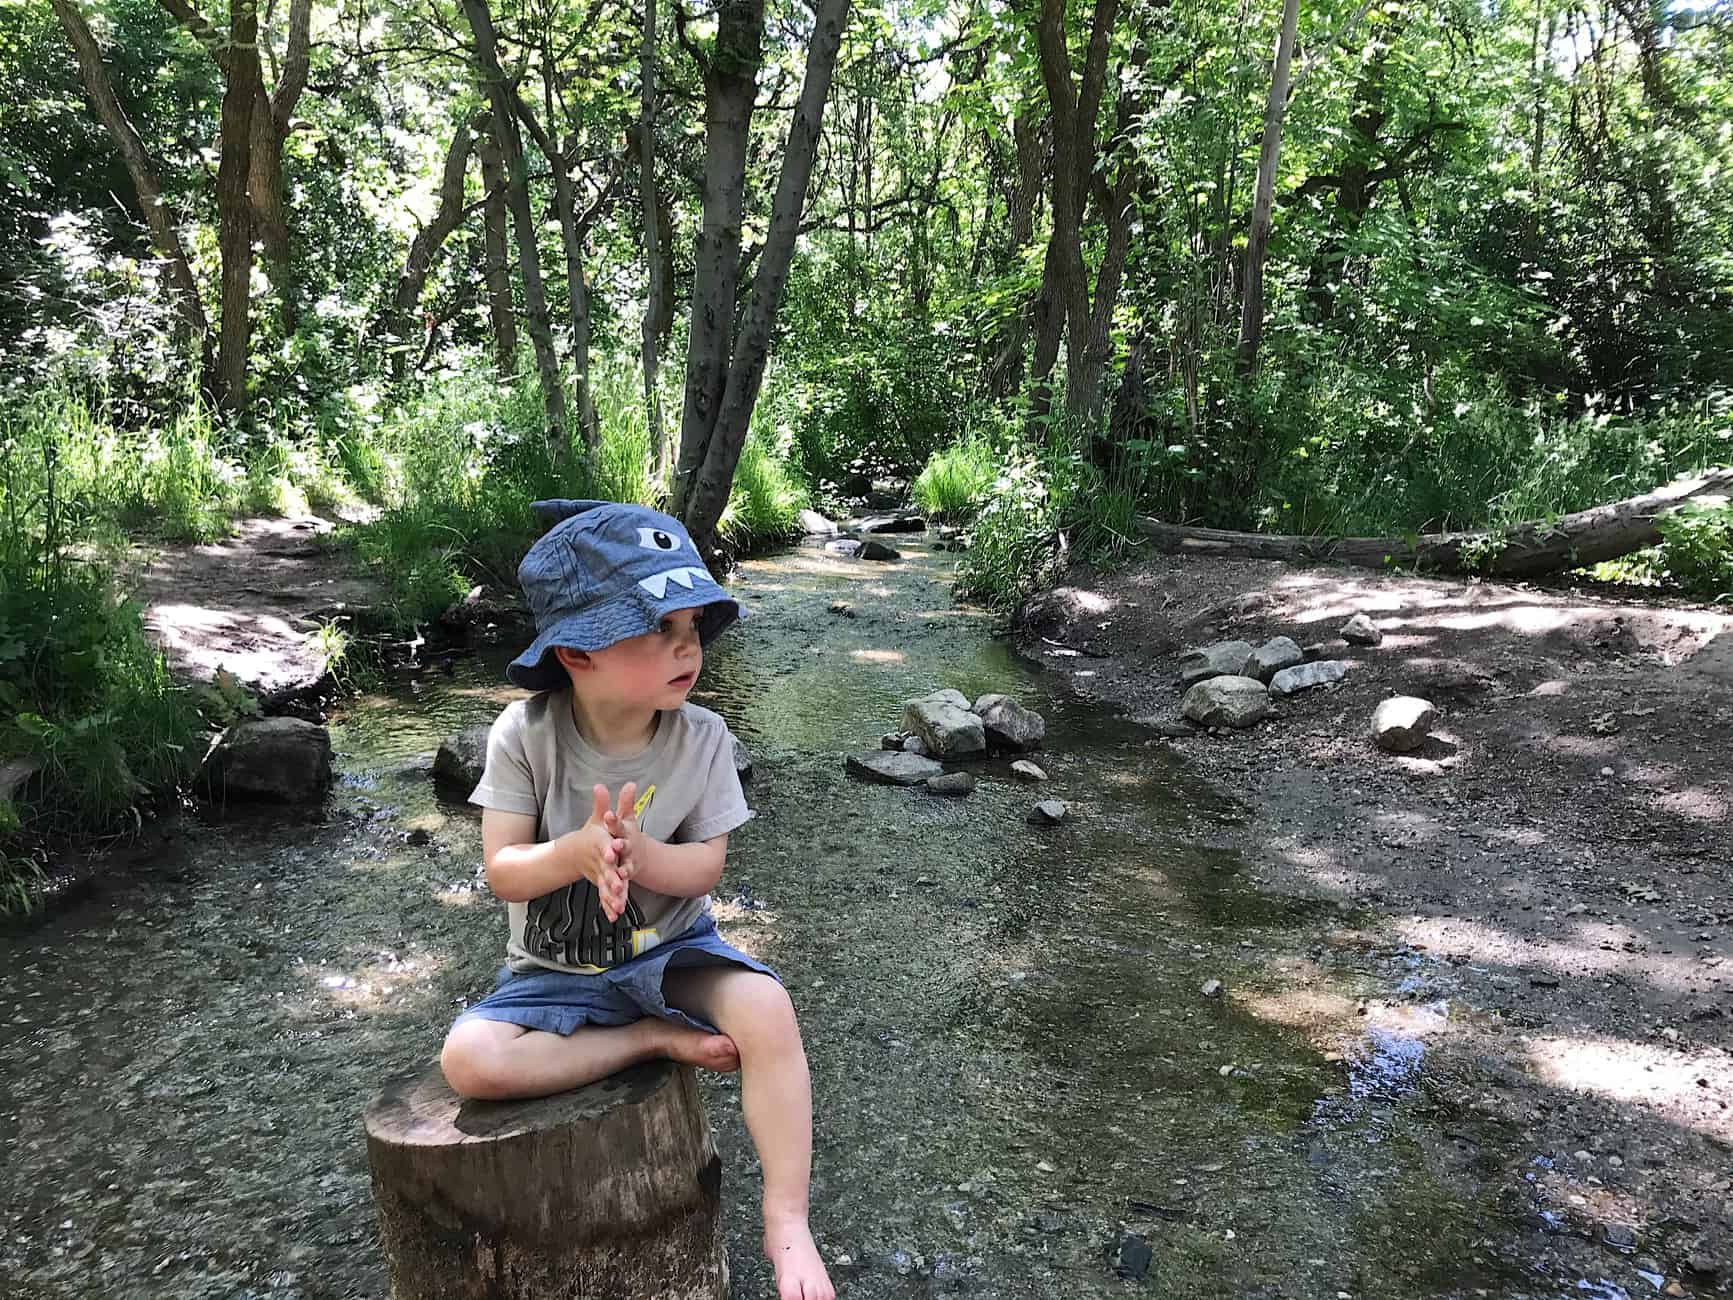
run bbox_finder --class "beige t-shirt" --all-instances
[469,693,751,974]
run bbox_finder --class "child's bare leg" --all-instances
[442,1015,739,1100]
[665,966,833,1300]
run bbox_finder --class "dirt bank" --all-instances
[1016,553,1733,1293]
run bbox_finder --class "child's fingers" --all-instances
[591,783,610,823]
[616,782,638,823]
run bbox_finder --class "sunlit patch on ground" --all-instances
[1524,1034,1733,1140]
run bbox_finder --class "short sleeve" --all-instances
[676,724,752,842]
[469,706,542,817]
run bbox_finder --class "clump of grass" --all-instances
[717,424,812,552]
[913,437,997,521]
[0,427,203,909]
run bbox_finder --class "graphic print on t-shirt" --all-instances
[522,784,659,969]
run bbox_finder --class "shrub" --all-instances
[1655,498,1733,600]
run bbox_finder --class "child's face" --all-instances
[580,606,704,711]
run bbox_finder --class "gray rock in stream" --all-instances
[1269,660,1351,697]
[972,693,1046,751]
[1180,675,1270,729]
[903,691,986,758]
[1341,613,1385,645]
[1178,640,1257,686]
[201,717,332,803]
[1027,799,1070,825]
[846,751,944,786]
[1371,696,1437,752]
[1249,636,1305,682]
[434,723,491,788]
[926,771,976,797]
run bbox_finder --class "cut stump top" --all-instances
[364,1057,682,1149]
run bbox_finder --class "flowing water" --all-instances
[0,538,1597,1299]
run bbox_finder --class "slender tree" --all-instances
[671,0,852,549]
[1235,0,1299,375]
[461,0,571,469]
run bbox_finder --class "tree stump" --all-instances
[363,1059,727,1300]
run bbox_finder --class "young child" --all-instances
[441,499,833,1300]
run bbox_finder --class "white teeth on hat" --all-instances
[637,566,709,600]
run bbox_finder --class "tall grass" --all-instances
[0,422,204,910]
[912,437,997,520]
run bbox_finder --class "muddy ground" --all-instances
[1,534,1728,1300]
[1016,552,1733,1295]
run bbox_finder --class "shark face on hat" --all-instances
[506,499,742,692]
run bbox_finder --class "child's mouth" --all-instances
[669,672,695,687]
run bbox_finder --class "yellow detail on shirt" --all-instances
[632,928,662,957]
[634,784,656,820]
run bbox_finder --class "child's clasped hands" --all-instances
[568,782,645,922]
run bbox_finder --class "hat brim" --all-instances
[507,586,742,692]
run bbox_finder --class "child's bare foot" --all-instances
[655,1022,740,1073]
[763,1216,834,1300]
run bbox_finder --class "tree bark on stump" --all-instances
[1132,467,1733,577]
[363,1059,727,1300]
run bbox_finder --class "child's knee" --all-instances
[441,1020,515,1100]
[724,975,801,1049]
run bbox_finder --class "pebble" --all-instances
[1010,759,1048,782]
[1201,979,1223,998]
[1600,765,1615,777]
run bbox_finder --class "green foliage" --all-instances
[717,419,813,553]
[0,427,203,902]
[912,437,997,521]
[1655,499,1733,601]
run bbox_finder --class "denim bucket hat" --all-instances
[506,499,742,692]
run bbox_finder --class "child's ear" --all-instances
[553,646,593,673]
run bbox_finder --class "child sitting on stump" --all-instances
[441,499,833,1300]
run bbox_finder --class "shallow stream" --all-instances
[0,538,1607,1299]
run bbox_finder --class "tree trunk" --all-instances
[676,0,852,545]
[670,0,766,521]
[213,0,261,414]
[49,0,211,386]
[386,117,475,375]
[364,1059,726,1300]
[477,119,518,378]
[1133,468,1733,576]
[639,0,670,487]
[462,0,571,470]
[245,0,310,335]
[1236,0,1300,376]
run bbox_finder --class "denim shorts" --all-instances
[453,915,778,1036]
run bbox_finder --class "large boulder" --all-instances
[972,694,1046,751]
[1180,676,1270,729]
[1178,640,1257,686]
[1269,660,1351,697]
[859,539,902,562]
[1249,637,1305,682]
[903,691,986,758]
[845,751,944,785]
[434,723,491,789]
[798,509,838,536]
[202,717,332,803]
[1371,696,1437,753]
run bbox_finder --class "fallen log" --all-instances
[1133,467,1733,578]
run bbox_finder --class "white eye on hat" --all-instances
[637,527,687,553]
